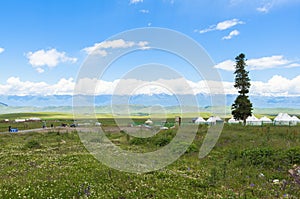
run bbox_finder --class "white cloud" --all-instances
[26,49,77,72]
[230,0,296,13]
[198,19,244,34]
[286,63,300,68]
[36,68,45,73]
[247,55,291,70]
[222,30,240,40]
[251,75,300,96]
[0,77,75,96]
[83,39,149,56]
[2,75,300,97]
[139,9,149,13]
[130,0,143,4]
[0,47,4,54]
[256,0,295,13]
[215,55,300,71]
[257,2,273,13]
[214,60,236,71]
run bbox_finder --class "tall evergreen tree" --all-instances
[231,53,252,125]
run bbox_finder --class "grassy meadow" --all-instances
[0,114,300,198]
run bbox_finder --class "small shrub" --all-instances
[120,130,126,134]
[241,148,275,166]
[25,140,41,149]
[186,143,199,153]
[153,136,171,147]
[226,149,239,162]
[284,147,300,164]
[129,137,148,145]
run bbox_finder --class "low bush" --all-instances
[25,140,41,149]
[241,147,275,166]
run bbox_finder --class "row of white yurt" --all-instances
[228,113,300,126]
[194,116,224,125]
[273,113,300,126]
[246,115,272,125]
[246,115,261,126]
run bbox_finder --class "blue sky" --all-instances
[0,0,300,97]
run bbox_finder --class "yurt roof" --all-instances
[260,116,272,122]
[246,115,259,121]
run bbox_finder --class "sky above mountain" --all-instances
[0,0,299,98]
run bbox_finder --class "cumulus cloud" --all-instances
[1,75,300,97]
[251,75,300,96]
[26,48,77,73]
[82,39,149,56]
[214,60,236,71]
[197,19,244,34]
[215,55,300,71]
[0,77,75,96]
[130,0,143,4]
[222,30,240,40]
[0,47,4,54]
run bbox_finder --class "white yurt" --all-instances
[291,116,300,126]
[194,117,206,124]
[274,113,292,126]
[228,117,239,124]
[15,119,26,123]
[259,116,272,125]
[215,116,223,122]
[206,116,223,125]
[28,117,41,121]
[145,119,153,125]
[246,115,262,126]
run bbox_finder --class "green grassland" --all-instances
[1,121,300,198]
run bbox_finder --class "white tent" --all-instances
[274,113,292,126]
[291,116,300,126]
[228,117,239,124]
[145,119,153,125]
[259,116,272,124]
[95,122,101,126]
[246,115,262,126]
[194,117,206,124]
[15,119,26,123]
[206,116,223,125]
[215,116,223,122]
[28,117,41,121]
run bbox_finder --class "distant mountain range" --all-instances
[0,102,8,107]
[1,94,300,109]
[0,94,300,116]
[0,94,300,112]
